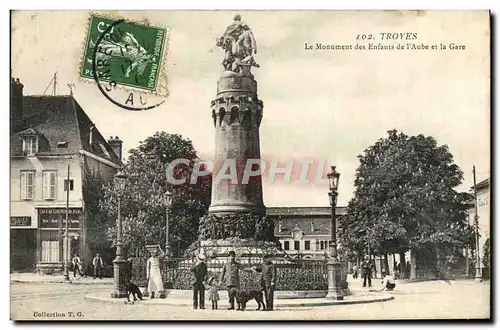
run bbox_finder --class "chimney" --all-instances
[107,136,123,160]
[10,77,24,132]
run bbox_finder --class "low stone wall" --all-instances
[144,289,328,300]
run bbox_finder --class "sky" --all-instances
[11,10,490,207]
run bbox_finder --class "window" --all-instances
[315,240,319,250]
[304,240,310,250]
[43,171,57,199]
[294,241,300,251]
[284,241,290,250]
[22,136,37,155]
[57,141,69,148]
[20,171,35,200]
[278,221,282,232]
[40,230,59,262]
[64,179,74,191]
[320,241,324,250]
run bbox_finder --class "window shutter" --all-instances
[20,172,26,199]
[27,172,33,199]
[43,172,49,199]
[49,172,56,199]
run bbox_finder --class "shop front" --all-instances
[10,216,37,272]
[36,208,83,275]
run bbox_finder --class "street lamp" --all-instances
[326,165,343,300]
[111,170,128,298]
[165,190,173,259]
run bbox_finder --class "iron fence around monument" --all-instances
[129,256,328,291]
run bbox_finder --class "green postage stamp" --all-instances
[80,14,169,95]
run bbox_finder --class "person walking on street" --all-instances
[220,250,241,310]
[361,255,373,287]
[92,253,104,279]
[72,254,83,278]
[191,253,208,309]
[126,257,133,284]
[146,247,165,299]
[352,264,359,279]
[260,254,276,311]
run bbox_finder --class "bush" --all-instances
[483,238,490,279]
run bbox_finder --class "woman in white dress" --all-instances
[147,247,164,298]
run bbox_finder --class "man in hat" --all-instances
[261,254,277,311]
[190,253,208,309]
[361,255,373,287]
[72,253,83,278]
[220,250,242,310]
[92,253,104,279]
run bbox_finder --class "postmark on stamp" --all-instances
[80,14,169,110]
[81,14,168,94]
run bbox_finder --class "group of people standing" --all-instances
[353,255,396,291]
[69,253,106,280]
[190,250,276,311]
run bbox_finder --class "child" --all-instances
[206,277,220,310]
[380,271,396,291]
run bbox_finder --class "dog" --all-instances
[232,288,266,311]
[125,282,143,304]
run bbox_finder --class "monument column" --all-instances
[209,71,265,215]
[198,15,274,253]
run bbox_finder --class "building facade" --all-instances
[468,177,490,270]
[267,206,347,259]
[10,78,123,274]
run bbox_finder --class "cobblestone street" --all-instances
[10,279,490,320]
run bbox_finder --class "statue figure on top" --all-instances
[216,14,260,74]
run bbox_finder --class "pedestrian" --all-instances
[92,253,104,279]
[379,271,396,291]
[206,276,220,310]
[260,254,276,311]
[190,253,208,309]
[352,264,359,279]
[126,257,133,284]
[361,255,373,287]
[146,246,165,299]
[72,253,83,278]
[220,250,241,310]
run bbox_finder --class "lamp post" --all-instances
[63,164,71,281]
[111,170,128,298]
[164,190,173,259]
[325,166,343,300]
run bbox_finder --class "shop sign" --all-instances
[38,208,82,228]
[10,216,32,227]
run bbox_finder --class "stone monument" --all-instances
[198,15,276,258]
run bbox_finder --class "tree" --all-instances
[99,132,211,257]
[482,238,490,279]
[339,130,475,280]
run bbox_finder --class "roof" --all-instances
[267,207,346,236]
[470,177,490,191]
[10,95,122,165]
[274,217,332,236]
[266,206,347,216]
